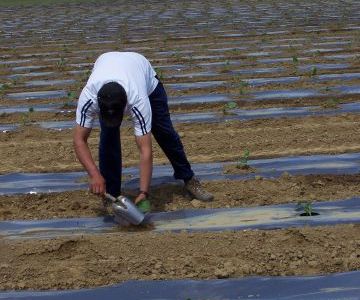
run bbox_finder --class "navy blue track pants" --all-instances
[99,81,194,197]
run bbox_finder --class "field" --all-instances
[0,0,360,298]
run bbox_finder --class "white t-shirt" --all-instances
[76,52,158,136]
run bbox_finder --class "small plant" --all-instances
[56,57,66,70]
[321,98,340,109]
[0,82,12,94]
[154,67,164,81]
[232,76,249,95]
[238,82,249,95]
[296,201,317,216]
[20,112,31,126]
[62,101,73,109]
[236,149,250,169]
[292,55,299,63]
[220,60,231,73]
[11,77,18,86]
[222,101,238,115]
[224,101,238,110]
[310,66,317,77]
[67,91,76,100]
[173,49,182,61]
[63,44,70,54]
[28,107,34,113]
[4,83,12,89]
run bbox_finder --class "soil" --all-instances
[1,0,360,292]
[1,174,360,221]
[1,113,360,174]
[1,224,359,290]
[1,93,360,125]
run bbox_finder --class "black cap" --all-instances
[98,82,127,127]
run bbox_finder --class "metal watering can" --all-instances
[104,193,145,225]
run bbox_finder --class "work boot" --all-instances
[184,177,214,202]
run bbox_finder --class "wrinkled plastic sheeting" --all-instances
[6,90,67,101]
[251,84,360,101]
[0,271,359,300]
[1,198,359,239]
[1,152,360,195]
[37,101,360,129]
[0,124,19,132]
[0,172,88,195]
[2,100,360,132]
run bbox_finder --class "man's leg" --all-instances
[149,81,213,201]
[99,121,122,197]
[149,82,194,181]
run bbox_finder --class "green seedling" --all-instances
[62,102,72,109]
[236,149,250,169]
[310,66,317,77]
[11,77,18,86]
[28,107,34,113]
[224,101,238,110]
[292,55,299,63]
[222,101,238,115]
[220,60,231,73]
[173,49,182,61]
[21,112,31,126]
[0,82,11,91]
[321,98,340,109]
[0,82,13,96]
[296,201,314,216]
[67,91,76,100]
[81,69,92,83]
[232,76,249,95]
[56,57,66,70]
[154,67,164,81]
[238,82,249,95]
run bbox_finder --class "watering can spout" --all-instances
[104,193,145,225]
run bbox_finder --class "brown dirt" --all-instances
[1,93,360,125]
[1,0,360,291]
[1,113,360,174]
[1,174,360,221]
[0,110,74,124]
[1,224,359,290]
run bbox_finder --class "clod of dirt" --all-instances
[190,199,203,208]
[223,164,256,174]
[71,201,81,210]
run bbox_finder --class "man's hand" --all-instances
[90,173,106,195]
[74,124,106,196]
[134,192,147,204]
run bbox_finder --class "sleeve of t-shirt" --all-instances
[76,86,97,128]
[129,97,152,136]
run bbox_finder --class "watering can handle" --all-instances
[104,193,117,203]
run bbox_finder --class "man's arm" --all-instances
[73,124,105,195]
[134,132,152,203]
